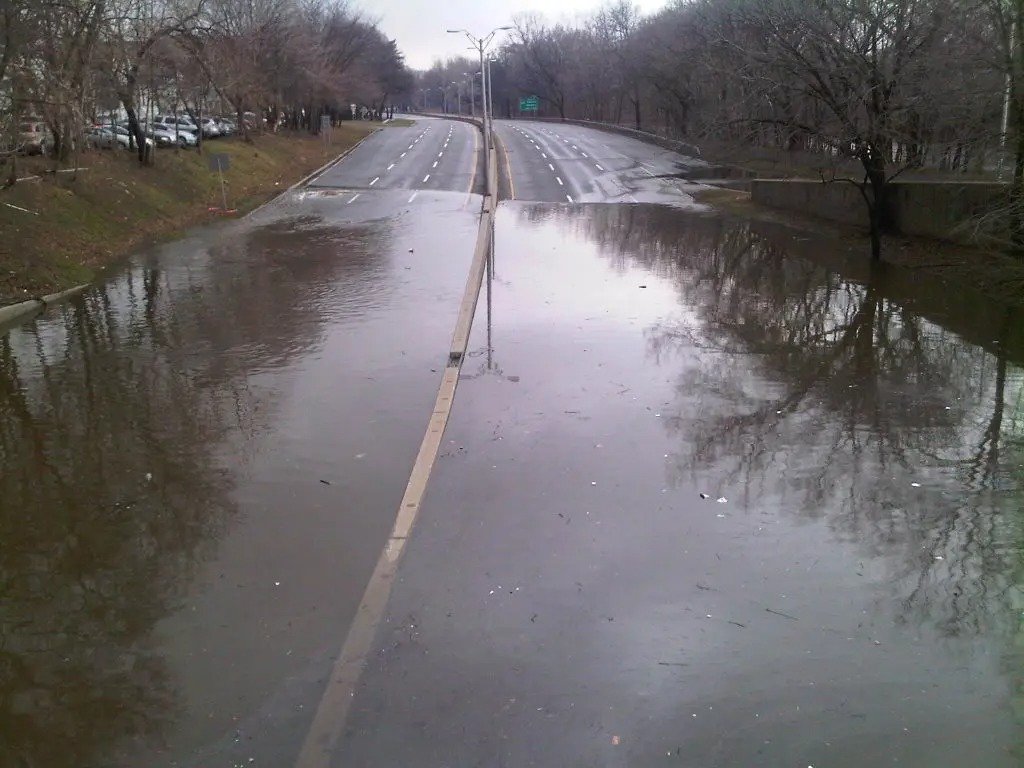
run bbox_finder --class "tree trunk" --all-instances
[237,105,250,143]
[861,151,888,262]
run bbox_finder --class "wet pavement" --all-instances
[311,118,483,196]
[0,188,480,767]
[3,117,1024,768]
[495,120,708,205]
[334,204,1024,767]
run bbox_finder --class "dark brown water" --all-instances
[1,195,1022,767]
[0,190,480,767]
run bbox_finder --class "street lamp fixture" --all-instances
[446,25,513,185]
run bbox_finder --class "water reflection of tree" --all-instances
[0,213,389,768]
[572,204,1023,727]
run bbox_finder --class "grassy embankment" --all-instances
[0,122,380,305]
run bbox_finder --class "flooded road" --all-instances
[0,189,479,767]
[3,168,1023,768]
[335,203,1024,766]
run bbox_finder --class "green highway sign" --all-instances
[519,95,539,111]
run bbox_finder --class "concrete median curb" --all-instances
[0,283,90,330]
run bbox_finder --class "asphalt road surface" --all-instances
[2,116,1022,768]
[311,117,483,196]
[494,119,707,205]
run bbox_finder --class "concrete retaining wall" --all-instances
[750,179,1009,243]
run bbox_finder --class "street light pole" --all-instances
[486,58,495,133]
[453,81,461,116]
[447,25,512,192]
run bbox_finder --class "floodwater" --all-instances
[1,194,1022,767]
[0,190,479,767]
[336,203,1024,767]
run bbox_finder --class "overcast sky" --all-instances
[364,0,670,70]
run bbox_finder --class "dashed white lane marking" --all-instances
[542,152,547,159]
[422,174,430,182]
[556,176,564,185]
[432,160,438,168]
[387,163,395,171]
[408,191,418,203]
[369,177,379,186]
[581,152,588,158]
[566,194,574,202]
[548,163,555,171]
[595,164,604,171]
[571,145,578,149]
[401,152,407,158]
[438,152,443,158]
[347,193,360,204]
[408,145,414,150]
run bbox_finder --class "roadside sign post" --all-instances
[320,114,332,147]
[208,153,230,211]
[519,95,539,114]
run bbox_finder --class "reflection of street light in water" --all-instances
[463,219,503,381]
[486,222,494,371]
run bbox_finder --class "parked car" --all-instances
[18,122,49,155]
[153,115,200,137]
[86,127,118,149]
[86,125,154,151]
[147,126,179,147]
[113,121,174,148]
[198,117,221,138]
[110,125,154,150]
[171,128,198,147]
[216,118,237,135]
